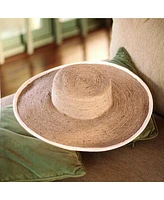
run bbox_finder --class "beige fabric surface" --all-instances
[110,18,164,116]
[61,113,164,182]
[1,93,15,108]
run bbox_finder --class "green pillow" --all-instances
[109,47,158,147]
[0,105,86,182]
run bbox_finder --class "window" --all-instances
[0,18,108,61]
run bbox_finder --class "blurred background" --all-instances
[0,18,112,97]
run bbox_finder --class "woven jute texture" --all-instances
[14,63,151,151]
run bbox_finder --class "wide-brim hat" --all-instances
[13,61,153,152]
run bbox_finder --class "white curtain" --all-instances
[0,18,41,39]
[0,18,25,39]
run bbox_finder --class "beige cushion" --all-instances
[110,18,164,116]
[1,93,15,107]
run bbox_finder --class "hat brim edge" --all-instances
[13,61,153,152]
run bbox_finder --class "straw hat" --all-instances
[13,61,153,152]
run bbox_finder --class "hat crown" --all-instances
[51,64,113,120]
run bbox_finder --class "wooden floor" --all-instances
[0,28,112,98]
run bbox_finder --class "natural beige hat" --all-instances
[13,61,153,152]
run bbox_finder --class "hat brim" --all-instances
[13,61,153,152]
